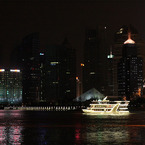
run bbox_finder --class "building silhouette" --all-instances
[11,33,41,105]
[106,47,114,96]
[118,33,143,100]
[43,38,76,104]
[83,26,109,95]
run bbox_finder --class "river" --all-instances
[0,110,144,144]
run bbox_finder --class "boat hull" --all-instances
[82,109,129,115]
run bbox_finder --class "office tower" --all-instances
[113,25,145,96]
[106,47,114,96]
[43,38,76,104]
[118,34,143,100]
[21,33,40,105]
[39,48,46,104]
[11,33,41,105]
[83,26,108,95]
[0,69,22,105]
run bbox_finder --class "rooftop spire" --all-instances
[124,30,135,44]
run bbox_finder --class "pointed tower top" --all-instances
[124,32,135,44]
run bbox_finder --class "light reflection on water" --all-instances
[0,110,144,144]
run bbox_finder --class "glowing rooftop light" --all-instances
[124,32,135,44]
[10,69,20,72]
[0,69,5,72]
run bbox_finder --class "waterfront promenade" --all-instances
[4,105,84,111]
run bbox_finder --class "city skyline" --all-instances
[0,0,145,76]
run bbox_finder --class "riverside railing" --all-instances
[4,106,85,111]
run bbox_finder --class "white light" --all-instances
[90,72,95,75]
[10,69,20,72]
[107,54,114,58]
[0,69,5,72]
[40,53,44,55]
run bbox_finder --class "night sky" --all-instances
[0,0,145,75]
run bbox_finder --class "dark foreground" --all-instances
[0,110,145,144]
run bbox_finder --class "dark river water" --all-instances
[0,110,145,145]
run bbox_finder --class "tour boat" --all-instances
[82,97,130,115]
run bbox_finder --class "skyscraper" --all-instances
[43,38,76,104]
[113,25,145,96]
[83,26,108,95]
[11,33,41,105]
[21,33,41,105]
[106,47,114,96]
[118,34,143,100]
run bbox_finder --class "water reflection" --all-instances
[0,111,144,144]
[0,110,23,144]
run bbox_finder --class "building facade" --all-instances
[113,25,145,96]
[0,69,22,105]
[43,38,76,104]
[118,34,143,100]
[11,33,41,105]
[83,26,109,95]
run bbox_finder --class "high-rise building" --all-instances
[106,47,114,96]
[83,26,109,95]
[0,69,22,105]
[118,34,143,100]
[113,25,145,96]
[43,38,76,104]
[11,33,41,105]
[21,33,41,105]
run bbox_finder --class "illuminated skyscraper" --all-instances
[113,25,145,96]
[0,69,22,105]
[118,34,143,100]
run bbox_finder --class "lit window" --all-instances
[107,54,114,58]
[40,53,44,55]
[50,62,59,66]
[52,82,58,84]
[90,72,95,75]
[66,90,70,92]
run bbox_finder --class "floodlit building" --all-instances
[118,33,143,100]
[0,69,22,105]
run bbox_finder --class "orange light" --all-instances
[76,77,79,81]
[81,63,84,67]
[124,32,135,44]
